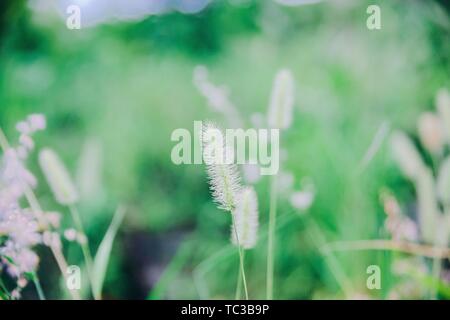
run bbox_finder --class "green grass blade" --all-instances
[92,205,126,299]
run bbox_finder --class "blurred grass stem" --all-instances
[232,213,249,300]
[68,204,98,299]
[266,175,277,300]
[308,219,353,297]
[322,239,450,258]
[31,272,46,300]
[235,250,245,300]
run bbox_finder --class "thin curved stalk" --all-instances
[322,239,450,259]
[235,250,245,300]
[68,205,98,299]
[232,213,249,300]
[31,272,46,300]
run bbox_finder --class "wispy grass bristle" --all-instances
[201,122,241,212]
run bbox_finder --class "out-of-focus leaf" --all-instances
[92,206,126,299]
[0,278,10,300]
[147,240,193,300]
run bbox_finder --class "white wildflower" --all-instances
[1,149,37,200]
[0,114,46,296]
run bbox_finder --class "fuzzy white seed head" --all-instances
[417,112,444,154]
[390,131,425,181]
[202,122,241,212]
[290,190,315,211]
[436,88,450,142]
[231,187,259,249]
[416,167,439,244]
[39,148,79,205]
[437,156,450,206]
[268,69,294,130]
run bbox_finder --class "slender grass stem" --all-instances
[68,205,98,300]
[194,213,296,300]
[266,175,277,300]
[232,213,249,300]
[0,277,11,300]
[308,220,353,297]
[431,256,441,299]
[235,250,245,300]
[0,126,79,300]
[148,239,193,300]
[0,126,10,151]
[322,239,450,259]
[31,272,46,300]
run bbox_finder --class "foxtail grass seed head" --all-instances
[268,69,294,130]
[76,138,103,201]
[39,148,79,205]
[417,112,444,154]
[231,186,259,249]
[390,131,424,181]
[202,122,241,212]
[436,88,450,143]
[437,156,450,206]
[416,167,439,244]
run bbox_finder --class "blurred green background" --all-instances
[0,0,449,299]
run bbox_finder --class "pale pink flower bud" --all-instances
[27,114,46,131]
[64,228,78,241]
